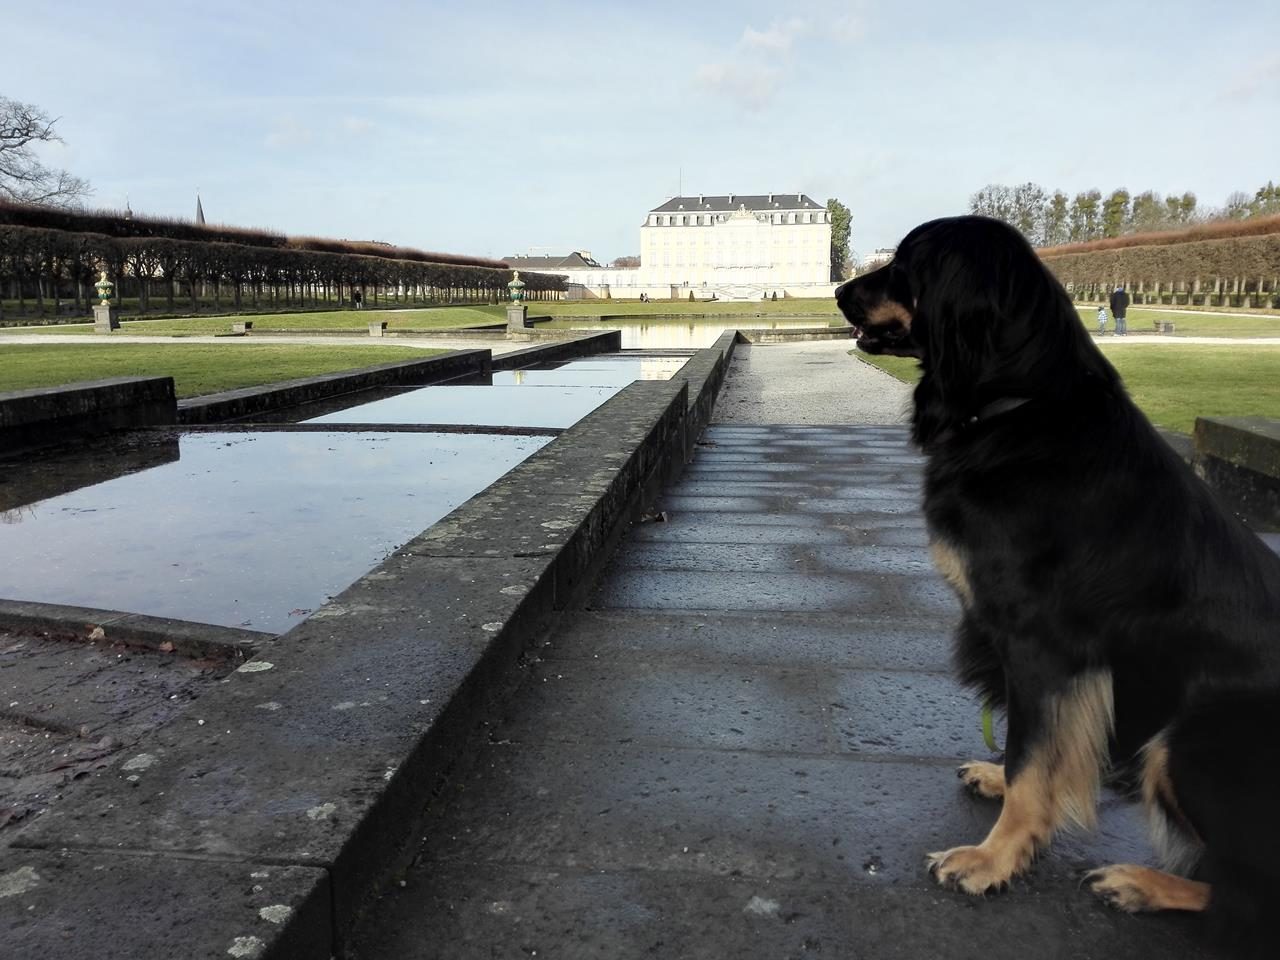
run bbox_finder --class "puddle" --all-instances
[294,355,691,428]
[306,384,620,429]
[0,352,691,633]
[0,431,550,632]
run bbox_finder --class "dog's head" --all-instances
[837,216,1117,420]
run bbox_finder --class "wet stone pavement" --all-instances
[0,627,236,839]
[350,424,1217,959]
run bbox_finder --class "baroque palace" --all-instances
[507,192,836,301]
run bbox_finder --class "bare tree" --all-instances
[1010,182,1047,244]
[1223,191,1253,219]
[0,96,91,206]
[969,184,1014,222]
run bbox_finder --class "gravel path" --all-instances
[713,340,912,424]
[0,333,530,354]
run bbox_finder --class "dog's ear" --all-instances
[911,219,1116,408]
[913,248,1000,410]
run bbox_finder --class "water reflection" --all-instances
[0,431,550,632]
[542,318,839,349]
[0,432,181,512]
[303,356,691,428]
[306,385,620,429]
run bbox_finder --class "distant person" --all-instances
[353,289,363,309]
[1096,306,1108,335]
[1109,285,1129,336]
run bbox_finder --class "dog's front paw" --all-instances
[957,761,1005,800]
[927,845,1021,895]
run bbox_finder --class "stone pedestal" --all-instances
[506,305,529,332]
[93,304,120,332]
[369,321,388,337]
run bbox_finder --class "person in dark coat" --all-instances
[1109,285,1130,335]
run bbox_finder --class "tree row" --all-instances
[970,180,1280,248]
[0,225,563,319]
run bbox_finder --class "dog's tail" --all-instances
[1167,692,1280,958]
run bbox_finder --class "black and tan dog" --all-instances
[837,215,1280,953]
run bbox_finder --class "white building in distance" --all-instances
[510,192,839,302]
[861,247,896,272]
[642,193,831,297]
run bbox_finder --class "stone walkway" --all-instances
[349,347,1218,959]
[715,340,913,424]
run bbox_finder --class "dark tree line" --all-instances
[970,180,1280,247]
[0,222,564,320]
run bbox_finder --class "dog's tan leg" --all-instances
[928,762,1051,893]
[1085,864,1210,912]
[930,540,973,606]
[1139,733,1203,873]
[929,672,1113,894]
[958,760,1005,800]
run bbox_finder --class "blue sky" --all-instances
[5,0,1277,261]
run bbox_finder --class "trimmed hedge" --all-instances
[0,202,562,316]
[1040,219,1280,307]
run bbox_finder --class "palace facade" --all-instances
[510,192,839,301]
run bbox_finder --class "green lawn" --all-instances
[4,306,507,337]
[1075,307,1280,338]
[853,345,1280,434]
[1100,345,1280,432]
[2,299,844,336]
[0,343,441,398]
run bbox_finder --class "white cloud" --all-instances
[1218,54,1280,102]
[695,62,783,111]
[741,18,809,52]
[698,4,868,110]
[264,117,314,149]
[340,116,376,136]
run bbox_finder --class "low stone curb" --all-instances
[176,349,490,424]
[736,325,853,343]
[490,330,621,369]
[174,333,624,424]
[0,376,176,452]
[1194,415,1280,530]
[1,333,736,959]
[0,598,270,659]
